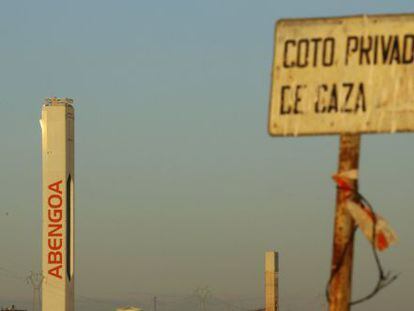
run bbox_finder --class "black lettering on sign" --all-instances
[373,36,379,65]
[359,36,372,65]
[346,36,359,65]
[297,40,309,68]
[328,84,338,113]
[315,84,328,113]
[346,34,414,65]
[314,83,367,114]
[283,40,296,68]
[381,35,393,63]
[311,38,322,67]
[280,86,291,115]
[279,85,306,115]
[403,35,414,64]
[323,38,335,66]
[282,37,336,68]
[389,36,401,64]
[294,85,305,114]
[341,83,354,113]
[355,83,366,113]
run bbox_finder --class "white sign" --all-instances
[269,14,414,136]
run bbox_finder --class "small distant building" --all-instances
[116,307,142,311]
[1,306,27,311]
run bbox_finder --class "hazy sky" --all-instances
[1,1,413,310]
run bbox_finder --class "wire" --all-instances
[325,187,398,307]
[349,193,399,306]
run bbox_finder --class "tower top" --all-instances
[44,97,74,106]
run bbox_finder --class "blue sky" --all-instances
[0,1,413,310]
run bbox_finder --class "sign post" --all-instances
[329,134,360,310]
[268,14,414,311]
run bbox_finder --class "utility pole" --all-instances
[328,134,361,311]
[265,251,279,311]
[195,286,211,311]
[27,271,44,311]
[153,296,157,311]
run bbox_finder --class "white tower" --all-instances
[40,98,75,311]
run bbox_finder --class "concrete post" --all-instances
[265,251,279,311]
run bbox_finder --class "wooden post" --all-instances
[328,134,361,311]
[265,251,279,311]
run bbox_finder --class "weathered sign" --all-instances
[269,14,414,136]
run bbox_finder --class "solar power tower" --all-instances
[40,98,75,311]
